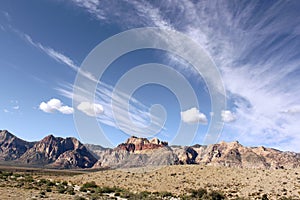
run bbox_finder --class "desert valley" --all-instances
[0,130,300,200]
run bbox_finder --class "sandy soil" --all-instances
[0,187,75,200]
[67,165,300,199]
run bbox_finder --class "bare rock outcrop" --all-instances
[18,135,97,168]
[116,136,168,152]
[0,130,35,161]
[93,137,176,168]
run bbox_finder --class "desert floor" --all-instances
[66,165,300,199]
[0,165,300,199]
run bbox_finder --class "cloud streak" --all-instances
[57,81,166,137]
[70,0,300,151]
[20,32,97,82]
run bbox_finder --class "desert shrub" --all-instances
[46,187,52,192]
[140,191,151,197]
[262,194,269,200]
[46,180,55,187]
[82,181,97,188]
[131,191,152,199]
[39,179,47,184]
[98,186,115,193]
[62,181,68,186]
[66,186,75,195]
[13,173,21,178]
[2,171,13,176]
[278,197,294,200]
[190,188,207,198]
[179,194,193,200]
[120,190,135,198]
[57,185,67,194]
[79,187,87,192]
[24,175,34,182]
[74,196,86,200]
[159,191,173,197]
[210,190,225,200]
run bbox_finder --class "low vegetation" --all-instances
[0,170,299,199]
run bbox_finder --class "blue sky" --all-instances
[0,1,300,151]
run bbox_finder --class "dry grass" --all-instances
[0,165,300,199]
[68,165,300,199]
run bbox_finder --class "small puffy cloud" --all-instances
[77,102,104,117]
[221,110,236,123]
[181,107,208,124]
[12,105,19,110]
[39,98,73,114]
[58,106,74,114]
[3,109,9,113]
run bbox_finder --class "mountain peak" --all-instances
[18,134,97,168]
[0,130,34,161]
[0,130,14,140]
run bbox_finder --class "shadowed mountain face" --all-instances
[0,130,299,169]
[0,130,97,169]
[0,130,35,161]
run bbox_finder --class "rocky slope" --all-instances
[171,141,300,169]
[0,130,35,161]
[0,130,97,168]
[92,136,176,168]
[90,137,300,170]
[0,130,300,169]
[18,135,97,168]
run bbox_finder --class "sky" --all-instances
[0,0,300,151]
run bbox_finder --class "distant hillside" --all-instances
[1,130,300,169]
[0,130,97,169]
[0,130,35,161]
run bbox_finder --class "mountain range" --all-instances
[0,130,299,169]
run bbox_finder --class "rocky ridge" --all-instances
[0,130,34,161]
[91,137,300,169]
[0,130,299,169]
[0,130,97,168]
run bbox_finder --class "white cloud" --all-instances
[181,107,207,124]
[12,105,19,110]
[77,102,104,117]
[110,1,300,150]
[39,98,73,114]
[63,1,300,150]
[57,81,166,137]
[221,110,236,123]
[58,106,74,115]
[3,109,9,113]
[71,0,106,20]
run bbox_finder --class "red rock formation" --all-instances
[116,136,168,152]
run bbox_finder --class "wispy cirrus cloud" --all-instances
[70,0,300,151]
[18,32,97,82]
[57,81,165,137]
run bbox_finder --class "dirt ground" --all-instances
[0,165,300,199]
[67,165,300,199]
